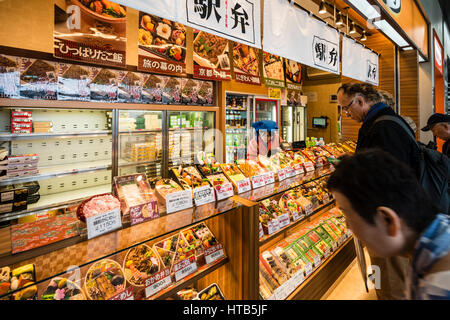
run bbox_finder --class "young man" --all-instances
[337,83,421,299]
[421,113,450,158]
[327,150,450,300]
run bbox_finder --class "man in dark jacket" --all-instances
[337,83,420,300]
[421,113,450,158]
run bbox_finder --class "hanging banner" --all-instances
[193,30,231,81]
[53,1,127,68]
[262,52,285,88]
[232,42,261,85]
[263,0,340,75]
[137,12,187,76]
[342,36,379,86]
[114,0,261,48]
[284,58,302,91]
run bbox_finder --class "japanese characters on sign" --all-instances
[138,12,187,76]
[312,36,339,74]
[366,60,378,85]
[262,52,285,88]
[53,3,126,68]
[342,36,379,86]
[0,55,21,99]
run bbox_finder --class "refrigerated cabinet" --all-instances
[281,105,306,143]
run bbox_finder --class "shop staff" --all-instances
[421,113,450,158]
[336,83,420,300]
[247,120,282,160]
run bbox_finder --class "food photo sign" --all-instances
[232,42,261,85]
[262,52,285,88]
[54,1,127,68]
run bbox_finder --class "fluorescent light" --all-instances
[373,19,409,47]
[347,0,381,20]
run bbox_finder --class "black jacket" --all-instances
[356,106,421,176]
[443,140,450,158]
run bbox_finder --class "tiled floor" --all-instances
[322,249,378,300]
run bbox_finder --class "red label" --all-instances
[204,243,225,264]
[215,182,234,200]
[194,65,231,81]
[108,286,134,300]
[236,178,251,193]
[234,71,261,85]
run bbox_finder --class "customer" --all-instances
[421,113,450,157]
[247,120,282,160]
[337,82,420,300]
[327,150,450,300]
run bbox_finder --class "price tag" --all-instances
[251,174,267,189]
[267,219,281,235]
[174,256,198,282]
[86,208,122,240]
[263,172,275,184]
[236,178,251,194]
[324,248,331,258]
[323,193,330,203]
[313,255,321,268]
[292,211,304,222]
[305,263,313,276]
[285,167,295,178]
[145,268,172,298]
[293,164,304,175]
[205,243,225,264]
[108,286,134,300]
[259,222,264,238]
[304,162,315,172]
[292,270,305,287]
[277,213,291,229]
[305,203,313,216]
[331,241,337,251]
[274,283,290,300]
[193,185,215,206]
[215,182,234,200]
[277,169,286,181]
[166,189,193,214]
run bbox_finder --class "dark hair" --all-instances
[327,149,439,234]
[338,83,383,105]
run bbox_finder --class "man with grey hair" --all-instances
[421,113,450,157]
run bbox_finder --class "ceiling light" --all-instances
[347,0,381,20]
[373,19,409,47]
[361,31,367,41]
[319,0,327,14]
[336,11,344,25]
[349,22,357,34]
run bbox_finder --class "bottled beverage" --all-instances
[319,137,324,146]
[305,137,310,147]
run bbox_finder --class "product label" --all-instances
[263,172,275,184]
[313,255,321,268]
[251,174,267,189]
[285,167,295,178]
[291,270,305,287]
[277,168,286,181]
[274,282,290,300]
[145,268,172,298]
[305,203,313,216]
[165,189,193,214]
[259,222,264,238]
[277,213,291,229]
[236,178,251,194]
[267,219,281,235]
[193,185,215,206]
[215,182,234,200]
[1,191,14,203]
[305,263,313,276]
[174,256,198,282]
[86,208,122,240]
[293,164,304,175]
[108,286,134,300]
[204,243,225,265]
[292,211,304,222]
[304,162,315,172]
[324,247,331,258]
[331,241,337,251]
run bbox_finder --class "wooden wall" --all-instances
[340,32,397,142]
[399,50,420,138]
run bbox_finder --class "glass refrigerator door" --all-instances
[294,106,306,142]
[225,93,249,163]
[118,110,163,179]
[168,111,215,167]
[254,98,278,125]
[281,106,294,143]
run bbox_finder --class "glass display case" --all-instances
[117,110,163,178]
[254,98,278,124]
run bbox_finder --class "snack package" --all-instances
[260,252,290,286]
[84,259,126,300]
[9,264,37,300]
[153,234,179,272]
[89,67,118,102]
[41,277,86,300]
[271,246,299,276]
[220,163,247,187]
[154,178,183,203]
[19,58,57,100]
[181,227,206,266]
[197,283,225,300]
[123,244,160,287]
[171,166,210,191]
[76,193,121,223]
[237,159,267,178]
[57,63,91,101]
[205,173,230,188]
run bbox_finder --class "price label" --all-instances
[86,208,122,240]
[285,167,295,178]
[305,204,313,216]
[263,172,275,184]
[251,174,267,189]
[259,222,264,238]
[332,241,337,251]
[236,178,251,194]
[292,270,305,287]
[193,185,215,206]
[305,263,313,276]
[304,162,315,172]
[215,182,234,200]
[313,255,321,267]
[174,256,198,282]
[292,211,304,222]
[205,243,225,265]
[267,219,281,235]
[166,189,193,214]
[277,169,286,181]
[293,164,304,175]
[108,286,134,300]
[274,282,290,300]
[145,268,172,298]
[277,213,291,228]
[324,248,331,258]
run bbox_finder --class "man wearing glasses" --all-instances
[336,83,420,301]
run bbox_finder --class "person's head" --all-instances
[421,113,450,140]
[327,149,439,258]
[337,83,383,122]
[378,89,395,109]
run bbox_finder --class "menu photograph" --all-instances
[284,58,303,91]
[232,42,261,85]
[262,52,285,88]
